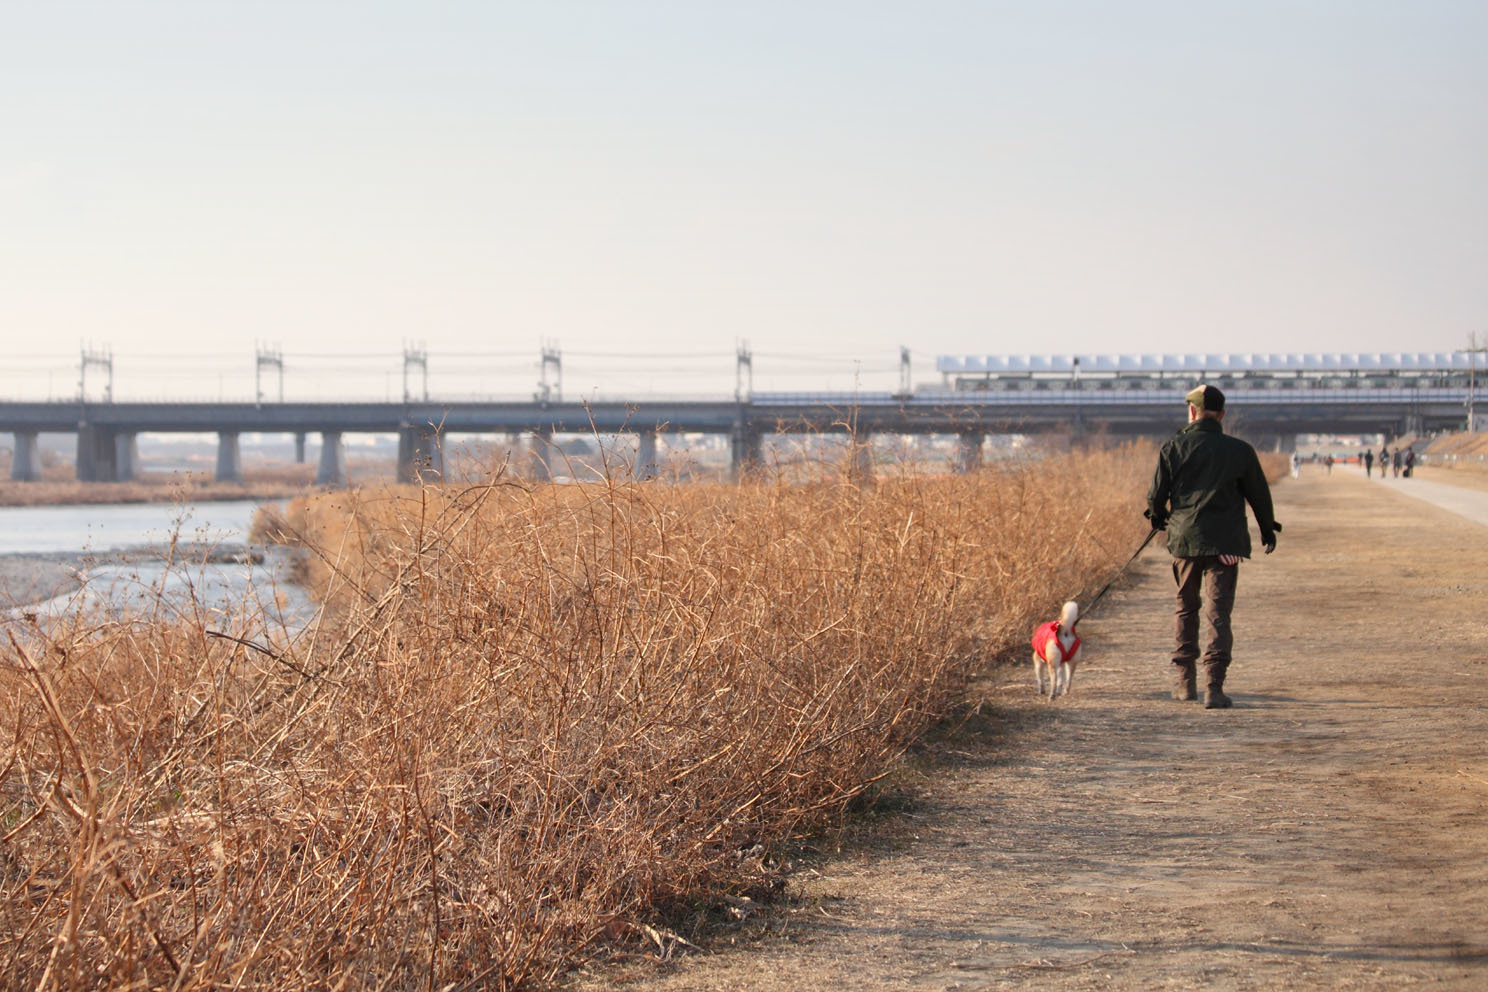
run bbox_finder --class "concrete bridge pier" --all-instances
[955,431,985,474]
[76,424,120,482]
[529,429,553,482]
[634,429,659,481]
[294,432,307,463]
[397,424,444,483]
[317,431,347,487]
[731,427,763,480]
[11,430,42,481]
[215,432,242,482]
[113,433,138,481]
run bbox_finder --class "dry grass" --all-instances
[2,444,1151,990]
[1420,430,1488,470]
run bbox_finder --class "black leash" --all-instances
[1083,527,1160,616]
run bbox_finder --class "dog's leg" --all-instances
[1033,654,1046,696]
[1062,662,1075,697]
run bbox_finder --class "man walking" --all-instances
[1146,385,1280,708]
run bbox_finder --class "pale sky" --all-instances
[3,1,1485,401]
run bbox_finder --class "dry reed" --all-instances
[2,444,1152,990]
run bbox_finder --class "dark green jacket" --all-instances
[1146,418,1277,558]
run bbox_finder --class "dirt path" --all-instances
[570,467,1488,990]
[1357,464,1488,521]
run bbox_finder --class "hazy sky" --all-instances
[3,1,1485,400]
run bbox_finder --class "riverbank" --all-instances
[0,553,86,609]
[1,448,1154,990]
[0,476,310,507]
[0,543,271,612]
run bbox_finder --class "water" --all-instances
[2,499,319,630]
[30,553,318,631]
[0,499,262,554]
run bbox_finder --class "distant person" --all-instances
[1325,454,1335,475]
[1404,449,1415,477]
[1378,446,1389,478]
[1392,449,1402,477]
[1290,452,1301,479]
[1364,449,1374,477]
[1146,384,1280,709]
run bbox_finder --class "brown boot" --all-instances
[1203,662,1231,708]
[1171,665,1197,701]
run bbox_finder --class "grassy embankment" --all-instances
[0,457,397,507]
[1419,430,1488,470]
[2,445,1155,990]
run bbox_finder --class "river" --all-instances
[1,499,318,630]
[0,499,264,555]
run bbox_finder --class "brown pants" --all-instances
[1171,556,1239,687]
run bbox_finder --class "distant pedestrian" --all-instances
[1325,454,1335,474]
[1378,446,1389,478]
[1404,449,1415,477]
[1290,452,1301,479]
[1364,449,1374,477]
[1392,449,1402,477]
[1146,384,1279,709]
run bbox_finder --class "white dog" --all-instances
[1031,601,1082,700]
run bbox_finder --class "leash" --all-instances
[1082,526,1160,616]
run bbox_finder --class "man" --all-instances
[1145,384,1280,709]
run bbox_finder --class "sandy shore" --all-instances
[0,553,89,610]
[0,543,269,611]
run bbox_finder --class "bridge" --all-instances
[0,352,1479,484]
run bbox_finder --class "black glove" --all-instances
[1262,525,1279,555]
[1144,507,1167,531]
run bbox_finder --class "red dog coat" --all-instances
[1032,620,1080,664]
